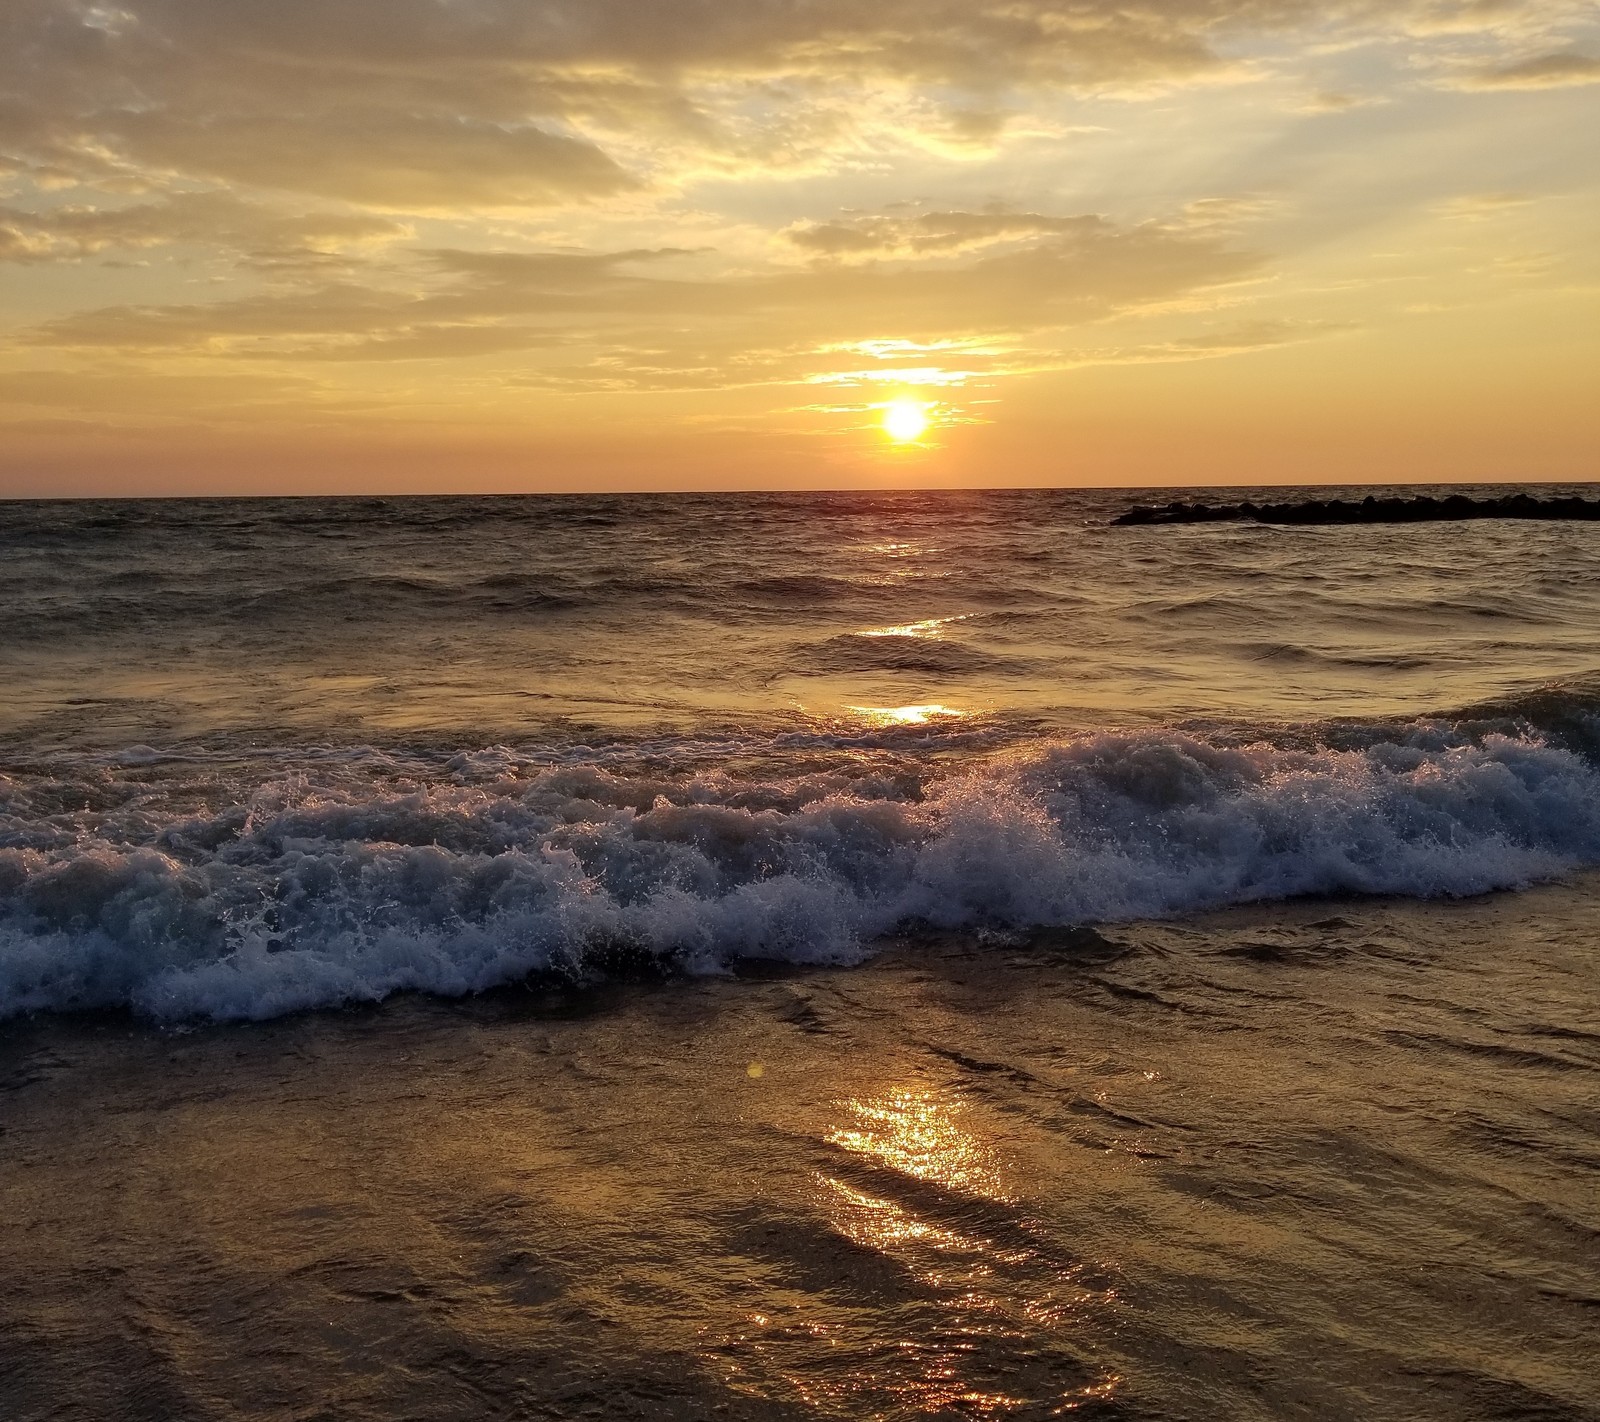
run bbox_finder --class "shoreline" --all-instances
[5,882,1596,1420]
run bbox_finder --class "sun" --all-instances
[882,398,929,443]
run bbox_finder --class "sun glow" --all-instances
[882,399,929,443]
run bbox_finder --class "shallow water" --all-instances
[2,880,1595,1420]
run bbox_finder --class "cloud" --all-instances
[25,214,1261,382]
[27,282,432,352]
[1019,317,1352,372]
[112,112,636,209]
[1295,90,1372,112]
[0,2,1566,213]
[1448,51,1600,89]
[0,366,324,418]
[1162,317,1351,352]
[426,219,1263,350]
[1401,0,1587,38]
[6,0,1574,210]
[1435,191,1533,218]
[0,191,405,264]
[787,211,1106,258]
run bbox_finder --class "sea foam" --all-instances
[2,722,1598,1021]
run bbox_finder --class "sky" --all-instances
[1,0,1597,496]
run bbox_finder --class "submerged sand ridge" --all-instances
[1,880,1596,1421]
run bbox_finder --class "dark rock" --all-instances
[1110,492,1600,527]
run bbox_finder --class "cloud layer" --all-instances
[3,1,1586,203]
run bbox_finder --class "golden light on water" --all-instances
[848,703,965,726]
[860,615,965,639]
[825,1087,1010,1200]
[705,1083,1119,1417]
[808,1088,1022,1416]
[882,399,930,443]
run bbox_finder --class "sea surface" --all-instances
[1,485,1597,1420]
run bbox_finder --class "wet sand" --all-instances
[3,881,1598,1421]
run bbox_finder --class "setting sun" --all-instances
[883,399,930,443]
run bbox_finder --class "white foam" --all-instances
[3,724,1598,1021]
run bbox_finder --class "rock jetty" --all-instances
[1112,492,1600,526]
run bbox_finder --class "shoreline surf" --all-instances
[3,879,1595,1420]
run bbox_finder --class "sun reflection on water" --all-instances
[860,614,968,639]
[848,703,965,726]
[826,1087,1011,1200]
[820,1174,979,1259]
[703,1085,1120,1418]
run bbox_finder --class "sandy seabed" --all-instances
[2,880,1598,1422]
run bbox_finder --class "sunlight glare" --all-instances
[848,703,964,725]
[882,399,929,443]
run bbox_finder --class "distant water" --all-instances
[3,483,1600,1021]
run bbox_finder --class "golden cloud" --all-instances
[0,191,405,264]
[1448,51,1600,89]
[23,216,1260,392]
[1,0,1579,210]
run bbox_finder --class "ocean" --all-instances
[2,485,1597,1420]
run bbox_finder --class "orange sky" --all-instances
[2,0,1597,495]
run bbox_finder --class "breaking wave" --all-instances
[4,707,1600,1021]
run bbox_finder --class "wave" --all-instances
[730,573,862,604]
[797,633,1025,675]
[4,707,1600,1022]
[1448,679,1600,739]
